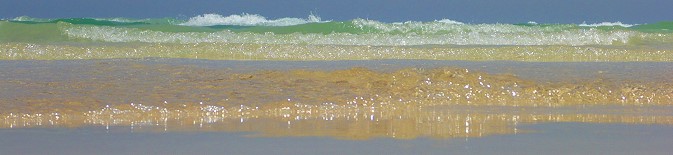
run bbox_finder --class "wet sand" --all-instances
[1,123,672,155]
[1,59,673,154]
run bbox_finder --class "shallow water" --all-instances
[1,123,672,155]
[1,59,672,142]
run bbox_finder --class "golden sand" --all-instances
[2,63,672,139]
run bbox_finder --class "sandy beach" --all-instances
[1,59,672,154]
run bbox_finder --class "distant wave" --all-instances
[579,22,634,27]
[12,16,146,23]
[434,19,465,25]
[7,14,660,30]
[11,16,52,22]
[179,13,325,26]
[2,14,672,46]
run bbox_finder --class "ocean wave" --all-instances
[2,15,673,46]
[60,22,636,46]
[11,16,52,22]
[579,22,634,27]
[351,18,580,34]
[11,16,140,23]
[179,13,325,26]
[8,16,182,26]
[434,19,465,25]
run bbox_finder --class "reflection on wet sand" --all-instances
[2,61,673,139]
[3,103,673,140]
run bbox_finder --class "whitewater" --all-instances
[1,13,672,61]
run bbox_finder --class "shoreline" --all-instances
[1,58,672,139]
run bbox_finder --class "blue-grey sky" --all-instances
[1,0,671,24]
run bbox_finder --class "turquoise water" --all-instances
[3,14,673,45]
[1,14,672,61]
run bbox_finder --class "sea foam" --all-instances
[179,13,324,26]
[579,22,634,27]
[11,16,51,22]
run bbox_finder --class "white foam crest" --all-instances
[179,13,324,26]
[352,19,577,34]
[11,16,51,22]
[579,22,634,27]
[95,17,147,23]
[435,19,465,25]
[10,16,149,23]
